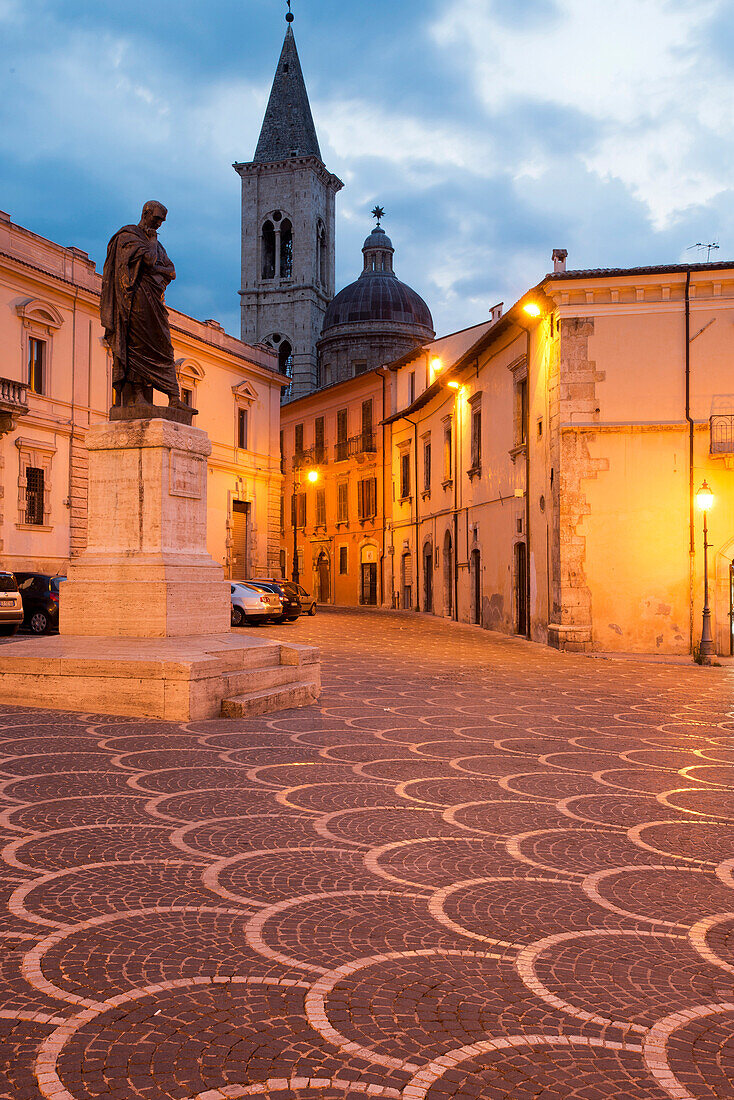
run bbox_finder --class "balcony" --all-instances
[0,377,29,436]
[710,415,734,464]
[292,446,329,471]
[334,432,377,462]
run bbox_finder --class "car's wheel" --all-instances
[231,606,244,627]
[308,604,317,616]
[30,611,50,634]
[0,624,19,637]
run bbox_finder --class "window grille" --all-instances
[25,466,44,526]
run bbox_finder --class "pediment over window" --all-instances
[175,358,205,382]
[16,298,64,331]
[231,380,257,404]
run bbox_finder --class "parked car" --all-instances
[230,582,282,627]
[291,582,317,615]
[245,579,301,623]
[0,572,24,637]
[14,572,66,634]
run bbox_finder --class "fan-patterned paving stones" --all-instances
[1,608,734,1099]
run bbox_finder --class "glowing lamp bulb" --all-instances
[307,469,319,483]
[696,481,714,511]
[447,380,460,390]
[523,302,542,318]
[430,357,442,375]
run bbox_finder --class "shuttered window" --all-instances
[358,477,377,520]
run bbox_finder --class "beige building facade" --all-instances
[279,368,389,606]
[385,258,734,657]
[0,211,284,582]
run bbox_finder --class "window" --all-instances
[443,420,453,481]
[280,429,285,473]
[25,466,44,526]
[314,416,325,463]
[423,439,431,492]
[470,406,481,471]
[361,399,373,449]
[352,360,367,377]
[400,451,411,499]
[409,371,415,404]
[181,387,193,407]
[279,494,285,534]
[317,221,327,287]
[358,476,377,520]
[279,549,287,576]
[237,408,248,449]
[294,423,304,457]
[28,337,45,395]
[278,340,293,382]
[291,491,306,528]
[337,480,349,523]
[336,408,348,461]
[280,219,293,279]
[316,488,326,526]
[262,221,276,280]
[516,376,528,446]
[339,545,348,574]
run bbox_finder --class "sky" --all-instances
[2,0,734,339]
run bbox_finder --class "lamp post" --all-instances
[696,480,715,663]
[292,467,319,585]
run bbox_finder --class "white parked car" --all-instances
[230,583,281,627]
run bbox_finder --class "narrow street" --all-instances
[1,609,733,1099]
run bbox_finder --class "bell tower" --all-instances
[234,8,343,400]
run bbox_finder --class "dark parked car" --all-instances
[245,579,301,623]
[0,572,24,637]
[15,572,66,634]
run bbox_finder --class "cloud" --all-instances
[429,0,733,228]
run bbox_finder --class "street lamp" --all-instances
[292,467,319,585]
[696,480,715,663]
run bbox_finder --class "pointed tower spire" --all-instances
[254,24,321,163]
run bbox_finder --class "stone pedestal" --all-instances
[61,419,230,637]
[0,417,321,720]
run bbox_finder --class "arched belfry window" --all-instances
[317,221,327,287]
[261,221,276,280]
[280,219,293,279]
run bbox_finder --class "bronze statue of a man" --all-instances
[101,201,187,411]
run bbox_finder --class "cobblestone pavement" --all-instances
[1,609,734,1100]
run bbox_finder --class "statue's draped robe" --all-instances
[101,224,179,397]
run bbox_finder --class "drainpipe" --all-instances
[453,397,459,621]
[685,269,694,652]
[405,416,420,611]
[514,318,533,639]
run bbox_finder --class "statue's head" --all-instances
[140,200,168,234]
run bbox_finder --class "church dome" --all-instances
[321,223,433,334]
[322,272,433,331]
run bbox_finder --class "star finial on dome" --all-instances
[371,205,385,228]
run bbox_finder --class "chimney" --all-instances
[552,248,568,273]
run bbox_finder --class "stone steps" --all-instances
[221,678,320,718]
[223,662,307,695]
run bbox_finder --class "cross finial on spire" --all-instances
[286,0,294,23]
[371,205,385,227]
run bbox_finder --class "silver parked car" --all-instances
[230,582,282,627]
[0,572,24,637]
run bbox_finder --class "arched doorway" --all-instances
[401,551,413,610]
[471,548,481,625]
[316,550,330,603]
[360,544,378,605]
[423,542,433,612]
[443,529,453,618]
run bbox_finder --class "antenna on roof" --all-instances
[687,241,720,261]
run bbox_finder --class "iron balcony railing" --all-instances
[0,377,29,411]
[334,432,377,462]
[292,446,329,470]
[710,414,734,454]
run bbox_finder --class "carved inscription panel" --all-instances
[170,450,203,499]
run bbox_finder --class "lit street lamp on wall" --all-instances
[292,468,319,585]
[696,480,715,663]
